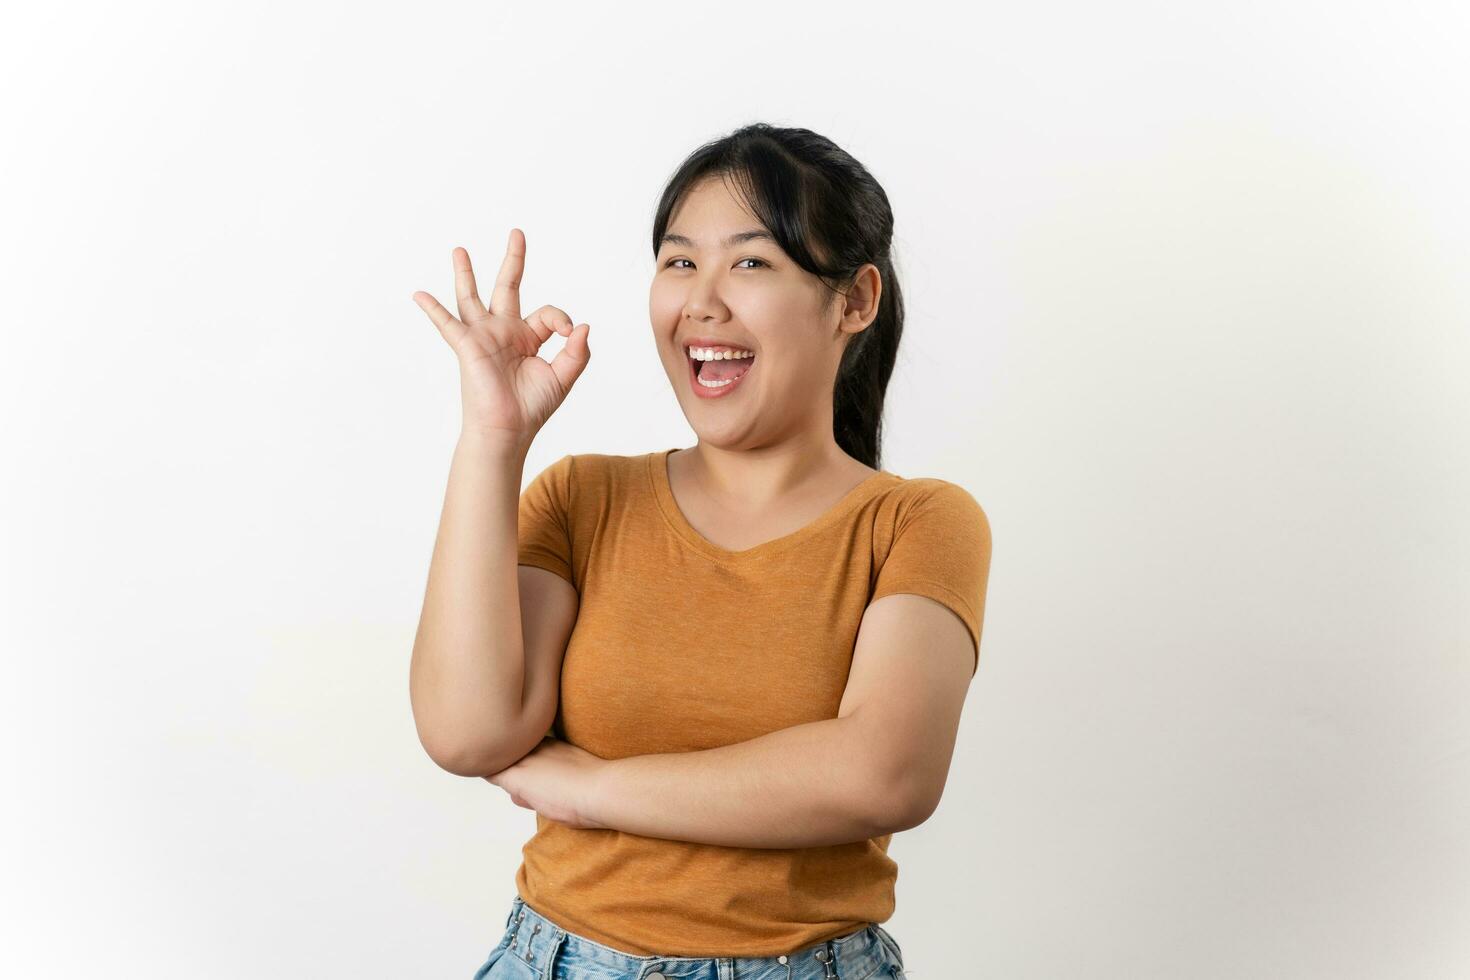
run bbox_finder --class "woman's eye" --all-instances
[736,257,768,269]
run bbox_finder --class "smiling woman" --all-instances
[646,141,902,465]
[410,122,992,976]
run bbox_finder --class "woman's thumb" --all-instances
[548,323,591,394]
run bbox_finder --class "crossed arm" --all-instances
[585,714,911,849]
[495,594,975,850]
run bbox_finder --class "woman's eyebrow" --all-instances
[659,229,776,249]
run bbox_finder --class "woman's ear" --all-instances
[840,263,883,335]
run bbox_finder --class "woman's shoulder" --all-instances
[530,449,659,498]
[864,474,992,592]
[873,471,989,531]
[878,469,983,505]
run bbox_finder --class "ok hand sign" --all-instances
[412,229,591,451]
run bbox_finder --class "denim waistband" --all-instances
[480,893,905,980]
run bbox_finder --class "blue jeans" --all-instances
[472,894,909,980]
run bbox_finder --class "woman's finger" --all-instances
[523,310,555,344]
[546,322,591,394]
[526,304,573,342]
[488,227,525,322]
[452,246,487,323]
[411,290,468,348]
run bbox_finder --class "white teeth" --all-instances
[687,346,755,361]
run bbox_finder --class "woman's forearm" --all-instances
[587,717,908,848]
[409,432,530,775]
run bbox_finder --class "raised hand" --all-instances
[412,229,591,450]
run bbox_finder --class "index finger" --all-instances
[488,227,525,321]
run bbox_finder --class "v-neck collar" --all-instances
[646,447,897,561]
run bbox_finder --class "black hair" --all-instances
[650,123,903,470]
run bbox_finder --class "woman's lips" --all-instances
[687,351,755,399]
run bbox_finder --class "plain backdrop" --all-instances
[2,1,1467,977]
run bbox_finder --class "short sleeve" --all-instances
[870,482,992,675]
[517,453,575,587]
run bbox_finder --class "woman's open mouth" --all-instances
[687,348,756,399]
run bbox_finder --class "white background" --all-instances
[3,1,1467,977]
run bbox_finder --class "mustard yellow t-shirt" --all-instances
[510,447,991,957]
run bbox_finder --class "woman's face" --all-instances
[649,175,859,448]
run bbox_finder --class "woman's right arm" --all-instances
[406,230,591,777]
[410,433,534,776]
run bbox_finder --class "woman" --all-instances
[409,123,991,980]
